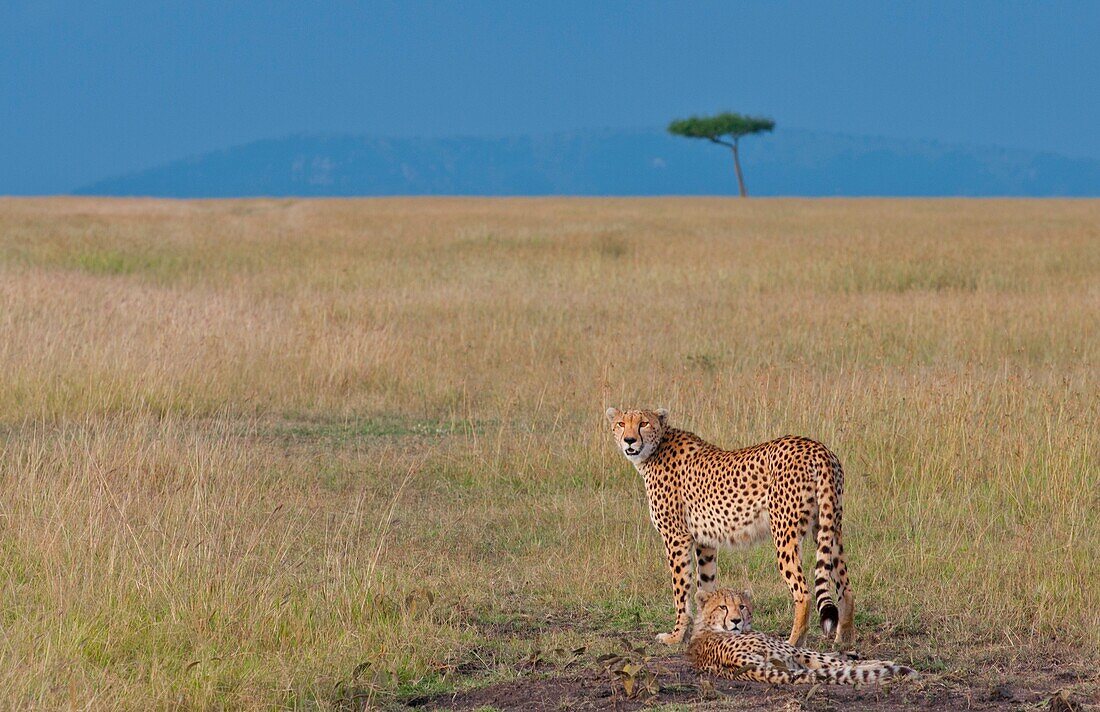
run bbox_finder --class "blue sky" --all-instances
[2,1,1098,194]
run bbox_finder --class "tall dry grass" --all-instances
[0,197,1096,708]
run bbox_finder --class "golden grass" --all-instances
[0,197,1096,709]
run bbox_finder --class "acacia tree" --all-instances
[668,112,775,197]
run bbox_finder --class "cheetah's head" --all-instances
[605,407,668,465]
[694,588,753,635]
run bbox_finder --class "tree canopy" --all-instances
[667,112,775,147]
[668,111,776,196]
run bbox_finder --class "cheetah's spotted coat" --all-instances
[687,588,915,684]
[606,407,855,646]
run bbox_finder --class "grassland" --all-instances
[0,197,1096,710]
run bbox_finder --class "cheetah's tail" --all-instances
[813,452,845,637]
[736,662,915,685]
[820,661,919,685]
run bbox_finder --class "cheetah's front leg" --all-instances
[657,534,694,645]
[695,544,718,592]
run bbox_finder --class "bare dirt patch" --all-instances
[411,653,1098,712]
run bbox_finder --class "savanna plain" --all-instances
[0,198,1096,711]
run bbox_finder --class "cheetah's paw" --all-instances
[656,629,685,645]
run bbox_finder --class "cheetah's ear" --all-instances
[605,407,622,424]
[655,408,669,426]
[695,588,713,604]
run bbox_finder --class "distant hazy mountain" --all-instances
[76,128,1100,197]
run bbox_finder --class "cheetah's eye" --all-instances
[616,422,625,429]
[640,421,649,428]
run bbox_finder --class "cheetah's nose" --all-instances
[623,437,637,445]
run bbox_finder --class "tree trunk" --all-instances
[731,140,747,197]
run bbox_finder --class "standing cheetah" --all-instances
[687,588,914,684]
[606,407,855,647]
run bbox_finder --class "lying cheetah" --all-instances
[605,407,855,646]
[687,588,915,684]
